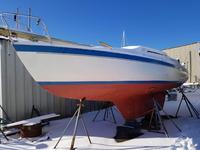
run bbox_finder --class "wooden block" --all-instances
[21,122,42,138]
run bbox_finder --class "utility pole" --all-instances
[16,8,19,29]
[28,8,31,32]
[189,51,192,83]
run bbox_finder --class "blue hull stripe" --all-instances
[14,44,175,68]
[38,81,181,85]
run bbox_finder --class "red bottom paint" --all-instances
[42,83,179,121]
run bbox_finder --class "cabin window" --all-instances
[147,50,163,56]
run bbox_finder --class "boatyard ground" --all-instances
[0,89,200,150]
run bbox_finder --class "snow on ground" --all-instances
[0,89,200,150]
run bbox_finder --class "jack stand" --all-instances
[53,97,91,150]
[31,105,41,117]
[0,128,9,141]
[149,98,182,137]
[175,88,199,119]
[30,105,49,126]
[0,105,12,124]
[93,102,117,124]
[0,105,10,141]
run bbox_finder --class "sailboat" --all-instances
[0,12,188,121]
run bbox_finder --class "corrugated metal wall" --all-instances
[0,39,103,121]
[164,42,200,83]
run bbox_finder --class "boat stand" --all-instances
[0,105,12,124]
[175,89,200,119]
[53,97,91,150]
[0,128,9,141]
[92,101,117,124]
[31,105,41,117]
[30,105,49,126]
[149,98,182,137]
[0,105,10,141]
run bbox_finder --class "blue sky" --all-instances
[0,0,200,49]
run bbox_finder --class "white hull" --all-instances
[14,43,187,84]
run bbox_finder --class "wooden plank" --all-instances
[5,113,60,128]
[4,128,20,136]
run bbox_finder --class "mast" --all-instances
[121,30,126,47]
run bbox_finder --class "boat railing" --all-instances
[0,12,51,42]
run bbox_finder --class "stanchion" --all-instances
[54,97,91,150]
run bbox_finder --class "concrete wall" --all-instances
[0,39,102,121]
[164,42,200,83]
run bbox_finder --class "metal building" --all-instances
[0,38,102,121]
[164,42,200,83]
